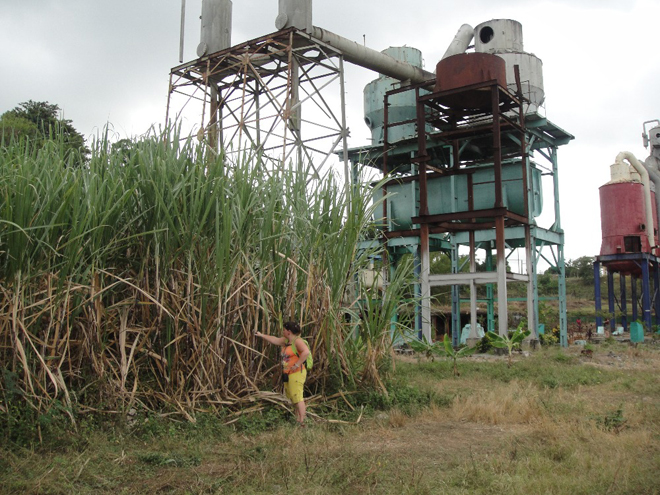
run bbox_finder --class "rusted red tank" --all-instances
[600,181,658,273]
[434,52,507,109]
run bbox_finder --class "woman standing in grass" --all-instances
[256,321,310,426]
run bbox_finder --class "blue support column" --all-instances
[642,260,652,331]
[654,260,660,328]
[620,274,627,332]
[608,270,615,332]
[632,275,638,322]
[594,260,602,328]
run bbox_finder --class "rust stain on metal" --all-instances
[434,53,507,109]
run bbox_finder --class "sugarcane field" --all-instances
[3,1,660,494]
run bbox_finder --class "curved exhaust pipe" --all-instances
[616,151,656,250]
[441,24,474,60]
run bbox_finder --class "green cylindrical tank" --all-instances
[630,321,644,343]
[375,163,543,230]
[364,47,431,144]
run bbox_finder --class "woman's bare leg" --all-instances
[295,401,306,425]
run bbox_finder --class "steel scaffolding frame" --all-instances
[166,28,349,181]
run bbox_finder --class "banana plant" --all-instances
[442,334,476,377]
[486,328,531,368]
[408,338,445,362]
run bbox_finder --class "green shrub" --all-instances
[476,335,493,353]
[539,333,559,346]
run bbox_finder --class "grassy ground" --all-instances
[2,342,660,495]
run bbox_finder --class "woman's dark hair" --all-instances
[283,321,301,335]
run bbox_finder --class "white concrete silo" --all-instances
[474,19,545,113]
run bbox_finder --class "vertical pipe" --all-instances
[412,162,422,339]
[558,243,568,347]
[451,238,461,346]
[389,253,399,339]
[209,85,220,151]
[632,274,638,322]
[515,65,530,220]
[254,80,260,149]
[496,216,508,336]
[491,83,507,335]
[467,172,474,216]
[179,0,186,63]
[417,89,429,216]
[417,85,430,342]
[492,85,503,209]
[642,261,652,331]
[486,247,495,332]
[620,274,628,332]
[518,66,535,340]
[289,57,301,133]
[468,173,477,341]
[551,148,562,231]
[413,245,422,340]
[218,98,224,150]
[201,59,210,140]
[237,58,249,153]
[594,260,603,329]
[452,141,461,171]
[608,270,615,333]
[654,260,660,328]
[420,224,432,343]
[281,32,294,165]
[338,56,350,207]
[165,72,174,129]
[469,232,478,341]
[382,93,389,230]
[526,226,537,338]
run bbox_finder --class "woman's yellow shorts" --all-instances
[284,368,307,404]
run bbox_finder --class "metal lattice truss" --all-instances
[167,28,349,176]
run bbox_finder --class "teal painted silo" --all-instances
[364,47,432,144]
[375,162,543,230]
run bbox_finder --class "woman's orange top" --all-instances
[282,342,301,374]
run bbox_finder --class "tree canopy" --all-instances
[545,255,595,282]
[0,100,89,161]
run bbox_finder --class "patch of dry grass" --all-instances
[446,380,546,425]
[3,343,660,494]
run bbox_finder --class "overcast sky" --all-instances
[2,0,659,265]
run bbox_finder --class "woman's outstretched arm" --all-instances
[255,331,286,346]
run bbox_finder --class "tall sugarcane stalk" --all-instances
[0,129,411,420]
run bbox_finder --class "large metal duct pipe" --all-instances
[197,0,232,57]
[616,151,656,249]
[643,164,660,231]
[310,27,435,83]
[441,24,474,60]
